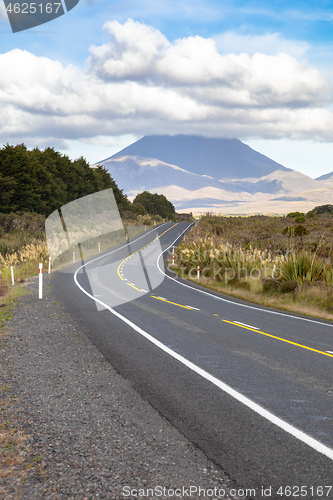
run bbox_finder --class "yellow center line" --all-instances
[222,320,333,359]
[127,283,144,292]
[117,223,178,283]
[151,294,194,310]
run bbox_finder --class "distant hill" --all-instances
[94,135,333,214]
[316,171,333,181]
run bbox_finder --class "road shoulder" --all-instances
[0,275,246,499]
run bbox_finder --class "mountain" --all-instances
[316,171,333,182]
[94,135,333,214]
[110,135,290,179]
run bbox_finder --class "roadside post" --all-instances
[39,263,43,299]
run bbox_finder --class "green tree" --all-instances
[308,205,333,216]
[133,191,175,219]
[0,144,127,216]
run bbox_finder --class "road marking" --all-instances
[151,294,196,310]
[327,351,333,354]
[234,321,259,330]
[73,222,333,461]
[185,305,200,310]
[73,267,333,462]
[117,224,178,289]
[156,228,333,330]
[223,320,333,359]
[127,283,143,292]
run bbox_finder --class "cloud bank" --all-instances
[1,18,333,148]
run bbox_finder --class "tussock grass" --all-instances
[0,213,49,288]
[173,214,333,319]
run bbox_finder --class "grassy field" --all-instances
[0,213,48,298]
[172,212,333,320]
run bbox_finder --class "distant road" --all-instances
[53,222,333,500]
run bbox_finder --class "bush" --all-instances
[262,278,280,292]
[280,251,325,283]
[308,205,333,216]
[294,225,308,237]
[287,211,305,218]
[123,211,137,221]
[280,280,298,293]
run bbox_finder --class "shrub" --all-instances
[280,251,325,284]
[308,205,333,216]
[294,225,308,237]
[280,280,298,293]
[262,278,280,292]
[287,211,305,218]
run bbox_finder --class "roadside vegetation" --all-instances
[172,206,333,320]
[0,143,186,291]
[0,144,192,485]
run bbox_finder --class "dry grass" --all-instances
[182,276,333,321]
[173,213,333,320]
[0,393,46,496]
[0,396,29,478]
[0,213,49,288]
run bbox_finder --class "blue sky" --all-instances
[1,0,333,178]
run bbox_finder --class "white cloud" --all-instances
[89,19,169,80]
[213,31,309,58]
[0,19,333,150]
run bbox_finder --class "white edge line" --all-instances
[73,266,333,461]
[234,321,259,330]
[156,225,333,329]
[73,222,169,272]
[327,351,333,354]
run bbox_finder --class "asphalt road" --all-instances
[52,222,333,500]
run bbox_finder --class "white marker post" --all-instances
[39,263,43,299]
[48,257,51,274]
[10,266,14,285]
[172,255,175,265]
[73,251,75,263]
[197,266,200,279]
[98,242,101,253]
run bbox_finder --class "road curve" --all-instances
[52,222,333,500]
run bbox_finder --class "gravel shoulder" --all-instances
[0,275,246,500]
